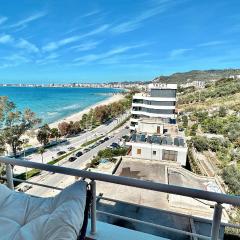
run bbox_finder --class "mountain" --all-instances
[153,69,240,84]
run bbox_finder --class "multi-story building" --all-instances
[127,118,188,166]
[130,83,177,131]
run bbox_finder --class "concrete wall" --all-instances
[130,142,187,166]
[138,122,163,135]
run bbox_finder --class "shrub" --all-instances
[191,136,209,152]
[222,166,240,195]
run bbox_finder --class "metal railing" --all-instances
[0,156,240,240]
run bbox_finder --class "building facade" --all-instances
[130,83,177,131]
[127,118,188,166]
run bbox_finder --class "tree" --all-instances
[182,115,188,128]
[38,147,45,164]
[58,122,70,136]
[222,166,240,195]
[191,136,209,152]
[37,124,50,146]
[0,97,41,157]
[190,123,198,136]
[50,128,60,141]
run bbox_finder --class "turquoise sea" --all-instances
[0,87,122,124]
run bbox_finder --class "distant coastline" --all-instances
[0,87,123,125]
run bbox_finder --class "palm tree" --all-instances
[38,147,45,164]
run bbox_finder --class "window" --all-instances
[153,150,156,155]
[137,148,141,155]
[162,150,177,161]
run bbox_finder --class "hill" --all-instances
[153,69,240,84]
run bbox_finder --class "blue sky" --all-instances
[0,0,240,83]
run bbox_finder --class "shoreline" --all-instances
[26,93,124,146]
[49,93,124,128]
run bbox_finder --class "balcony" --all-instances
[0,157,240,240]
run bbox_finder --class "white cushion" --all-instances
[0,181,87,240]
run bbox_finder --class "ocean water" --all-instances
[0,87,122,124]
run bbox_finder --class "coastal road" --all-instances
[14,112,129,175]
[26,127,129,196]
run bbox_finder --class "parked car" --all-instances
[104,137,109,141]
[57,151,66,156]
[125,126,129,129]
[67,146,76,151]
[110,142,120,149]
[68,156,77,162]
[75,151,83,157]
[99,139,105,144]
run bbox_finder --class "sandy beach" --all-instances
[49,93,124,128]
[26,93,124,146]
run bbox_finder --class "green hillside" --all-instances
[153,69,240,84]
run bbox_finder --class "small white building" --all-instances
[127,119,188,166]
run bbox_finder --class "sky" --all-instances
[0,0,240,83]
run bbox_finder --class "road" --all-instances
[14,112,129,174]
[25,126,129,196]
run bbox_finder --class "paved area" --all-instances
[14,112,129,175]
[25,127,129,197]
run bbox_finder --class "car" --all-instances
[110,142,120,148]
[57,151,66,156]
[125,126,129,129]
[67,146,76,151]
[104,137,109,141]
[68,156,77,162]
[99,139,105,144]
[75,151,83,157]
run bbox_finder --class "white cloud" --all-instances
[36,53,59,65]
[70,41,101,51]
[8,11,46,28]
[169,48,192,58]
[198,41,225,47]
[15,38,39,53]
[0,54,30,68]
[0,34,39,53]
[111,1,171,34]
[74,44,145,64]
[0,34,14,44]
[0,16,8,25]
[81,10,100,18]
[42,24,109,52]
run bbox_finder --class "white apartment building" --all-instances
[130,83,177,131]
[127,118,188,166]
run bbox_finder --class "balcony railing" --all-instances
[0,156,240,240]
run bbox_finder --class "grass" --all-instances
[81,136,103,147]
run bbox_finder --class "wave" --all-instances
[47,111,58,116]
[60,104,82,111]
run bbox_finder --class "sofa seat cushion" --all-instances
[0,181,87,240]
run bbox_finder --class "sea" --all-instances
[0,87,122,124]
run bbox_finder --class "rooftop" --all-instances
[129,133,186,147]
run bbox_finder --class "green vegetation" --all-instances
[89,147,128,168]
[57,92,133,137]
[0,96,41,157]
[110,115,131,133]
[178,77,240,230]
[154,69,240,84]
[81,136,103,147]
